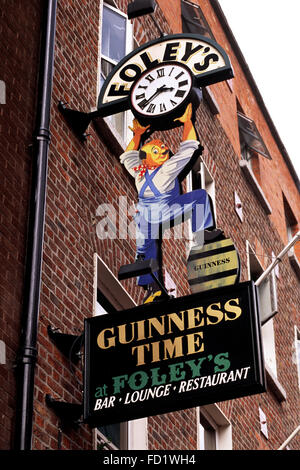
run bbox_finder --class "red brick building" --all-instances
[0,0,299,451]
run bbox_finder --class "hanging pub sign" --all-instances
[83,281,265,427]
[187,237,241,294]
[97,33,233,129]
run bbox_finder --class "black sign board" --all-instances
[84,281,265,427]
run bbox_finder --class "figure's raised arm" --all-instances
[126,119,150,151]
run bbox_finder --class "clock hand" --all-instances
[160,87,174,92]
[138,85,175,109]
[141,85,167,107]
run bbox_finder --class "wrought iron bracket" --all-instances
[47,325,83,363]
[45,394,83,428]
[58,101,98,142]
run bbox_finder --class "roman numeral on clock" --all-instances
[147,103,156,113]
[138,99,149,110]
[160,103,166,112]
[175,71,184,80]
[157,68,165,78]
[145,74,155,83]
[175,89,186,98]
[135,93,145,100]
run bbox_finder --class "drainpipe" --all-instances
[14,0,57,450]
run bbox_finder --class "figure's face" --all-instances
[142,140,170,167]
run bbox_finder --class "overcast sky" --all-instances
[218,0,300,180]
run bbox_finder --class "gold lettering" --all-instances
[97,328,116,349]
[224,298,242,321]
[131,343,150,366]
[187,332,204,355]
[187,307,204,329]
[163,336,183,360]
[151,341,161,363]
[206,302,223,325]
[167,312,185,333]
[148,316,165,338]
[118,322,135,345]
[136,319,146,341]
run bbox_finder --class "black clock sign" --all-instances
[97,34,234,123]
[130,62,193,120]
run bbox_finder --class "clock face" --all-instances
[130,63,193,118]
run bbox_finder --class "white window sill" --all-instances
[203,86,220,115]
[288,251,300,279]
[265,365,286,402]
[239,160,272,215]
[93,115,127,155]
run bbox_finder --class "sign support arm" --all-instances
[255,231,300,287]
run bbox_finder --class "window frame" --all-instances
[181,0,215,39]
[246,241,278,375]
[94,288,128,450]
[282,193,300,276]
[93,254,148,450]
[295,327,300,389]
[237,111,271,161]
[197,404,232,450]
[98,1,133,143]
[186,157,216,251]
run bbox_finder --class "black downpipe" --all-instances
[14,0,57,450]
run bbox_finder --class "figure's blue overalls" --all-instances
[135,167,214,286]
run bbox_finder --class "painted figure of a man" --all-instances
[120,104,218,302]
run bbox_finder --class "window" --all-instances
[99,2,133,141]
[283,194,300,276]
[237,106,272,214]
[0,80,5,104]
[186,157,216,250]
[247,242,278,375]
[94,290,127,449]
[238,111,271,161]
[181,0,214,39]
[198,405,232,450]
[93,254,148,450]
[284,194,297,249]
[199,411,216,450]
[295,327,300,389]
[187,157,216,209]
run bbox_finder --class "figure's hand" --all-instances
[129,119,150,136]
[175,103,193,124]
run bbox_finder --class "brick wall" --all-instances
[0,0,42,449]
[0,0,299,451]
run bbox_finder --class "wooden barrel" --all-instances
[187,238,240,294]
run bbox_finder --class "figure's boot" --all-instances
[204,228,225,243]
[143,282,163,304]
[193,228,225,247]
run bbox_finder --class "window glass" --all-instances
[99,4,133,143]
[100,3,132,141]
[296,328,300,387]
[247,243,278,375]
[283,194,298,254]
[97,424,121,449]
[95,289,125,449]
[238,111,271,160]
[181,0,214,39]
[101,5,126,63]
